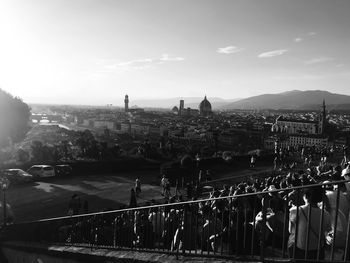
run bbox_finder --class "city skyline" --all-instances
[1,0,350,105]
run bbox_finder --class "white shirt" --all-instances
[289,204,331,250]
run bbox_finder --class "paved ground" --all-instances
[4,163,278,224]
[5,170,167,223]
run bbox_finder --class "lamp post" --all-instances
[0,177,10,226]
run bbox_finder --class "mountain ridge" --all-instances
[219,90,350,110]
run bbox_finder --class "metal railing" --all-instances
[3,180,350,262]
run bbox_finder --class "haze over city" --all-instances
[1,0,350,105]
[3,1,350,262]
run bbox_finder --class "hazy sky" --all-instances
[0,0,350,105]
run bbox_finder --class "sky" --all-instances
[0,0,350,105]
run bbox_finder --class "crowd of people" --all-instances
[19,145,350,261]
[114,146,350,260]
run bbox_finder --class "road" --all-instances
[4,163,283,224]
[5,170,164,223]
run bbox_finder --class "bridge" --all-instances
[1,180,349,263]
[30,114,63,123]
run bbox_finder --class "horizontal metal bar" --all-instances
[15,178,350,225]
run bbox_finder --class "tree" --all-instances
[75,130,100,159]
[16,148,30,163]
[0,89,30,147]
[30,140,45,162]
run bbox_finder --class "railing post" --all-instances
[282,193,289,258]
[182,205,186,255]
[331,186,341,261]
[260,194,267,261]
[113,217,117,247]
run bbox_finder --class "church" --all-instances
[173,96,213,117]
[199,96,212,117]
[271,100,327,135]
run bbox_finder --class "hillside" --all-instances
[221,90,350,110]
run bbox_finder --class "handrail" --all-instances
[5,177,350,262]
[13,178,350,225]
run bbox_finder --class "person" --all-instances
[288,186,331,260]
[164,179,171,198]
[323,181,349,248]
[135,177,141,197]
[205,170,212,182]
[198,170,204,184]
[129,188,137,208]
[83,200,89,214]
[330,165,342,181]
[186,183,193,199]
[161,175,167,196]
[68,194,81,216]
[161,175,170,198]
[250,155,256,168]
[0,201,15,226]
[148,207,165,243]
[174,180,181,196]
[287,178,304,207]
[341,166,350,192]
[273,156,278,170]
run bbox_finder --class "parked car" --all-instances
[27,165,56,178]
[55,164,73,176]
[1,169,34,184]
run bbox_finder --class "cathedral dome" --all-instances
[199,96,212,116]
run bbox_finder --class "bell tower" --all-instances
[124,95,129,112]
[319,99,327,134]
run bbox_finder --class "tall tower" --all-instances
[124,95,129,112]
[179,100,184,116]
[319,99,327,134]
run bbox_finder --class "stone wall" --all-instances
[1,241,253,263]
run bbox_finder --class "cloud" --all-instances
[294,38,303,43]
[160,54,185,61]
[258,49,288,58]
[217,46,244,54]
[117,58,153,67]
[308,32,317,36]
[97,54,185,73]
[304,57,334,65]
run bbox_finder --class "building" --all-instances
[271,100,327,135]
[179,100,184,115]
[172,106,179,114]
[289,134,328,148]
[271,116,318,134]
[174,99,199,116]
[94,120,116,130]
[318,99,327,134]
[119,122,131,134]
[183,107,199,117]
[219,132,239,146]
[124,95,129,112]
[199,96,212,117]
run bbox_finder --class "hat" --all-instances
[341,168,350,177]
[322,180,333,191]
[268,185,277,192]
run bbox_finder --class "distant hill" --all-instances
[131,97,241,109]
[220,90,350,110]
